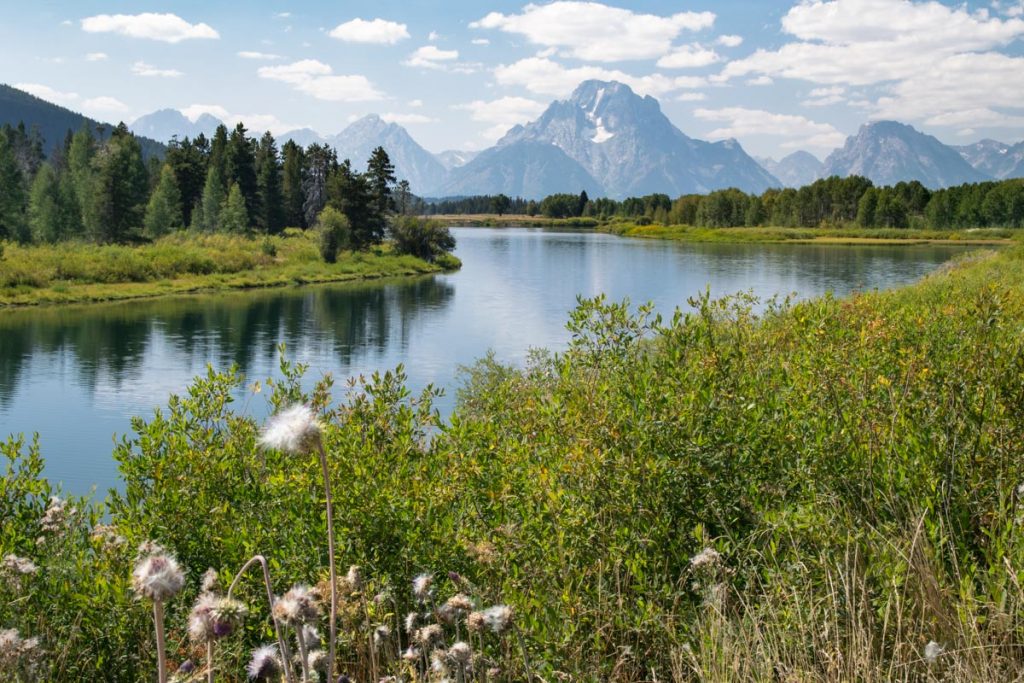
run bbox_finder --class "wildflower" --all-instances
[402,646,421,662]
[0,628,43,675]
[132,550,185,602]
[448,641,472,667]
[405,612,418,633]
[189,593,248,641]
[467,611,486,633]
[91,524,127,550]
[301,624,322,649]
[467,540,496,565]
[40,496,73,533]
[924,640,944,665]
[247,644,282,680]
[413,573,433,601]
[258,404,322,455]
[374,624,391,647]
[1,554,39,587]
[415,624,444,648]
[345,565,363,592]
[272,584,321,625]
[431,648,449,674]
[200,568,219,593]
[307,649,328,676]
[177,660,196,674]
[475,605,513,635]
[690,547,721,570]
[446,593,473,612]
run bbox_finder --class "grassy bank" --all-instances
[429,213,600,228]
[3,246,1024,681]
[0,230,460,307]
[603,222,1018,245]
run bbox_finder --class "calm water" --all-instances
[0,228,975,494]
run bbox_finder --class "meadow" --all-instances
[2,242,1024,681]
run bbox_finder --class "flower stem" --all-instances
[207,641,214,683]
[317,440,339,681]
[295,625,310,683]
[153,600,167,683]
[228,555,297,683]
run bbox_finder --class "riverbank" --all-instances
[428,213,599,228]
[603,222,1017,245]
[0,231,460,307]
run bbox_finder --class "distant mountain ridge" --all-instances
[954,139,1024,180]
[757,151,824,188]
[130,109,221,143]
[823,121,990,188]
[0,83,165,159]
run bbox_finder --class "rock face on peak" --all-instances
[329,115,447,195]
[130,109,222,142]
[954,138,1024,180]
[823,121,990,188]
[435,149,478,170]
[757,151,824,188]
[495,80,778,198]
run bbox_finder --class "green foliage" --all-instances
[219,183,250,234]
[255,131,284,235]
[280,140,306,229]
[316,205,349,263]
[199,163,226,232]
[0,133,27,242]
[89,124,148,243]
[389,216,456,261]
[143,165,183,238]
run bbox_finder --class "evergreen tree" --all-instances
[490,193,511,216]
[576,190,589,217]
[281,140,306,228]
[220,183,249,233]
[56,167,84,239]
[302,144,337,226]
[89,124,148,243]
[27,163,62,243]
[395,179,413,216]
[207,125,229,190]
[856,187,878,227]
[199,164,226,231]
[255,131,284,234]
[225,122,259,219]
[67,127,97,233]
[0,133,27,241]
[144,165,183,238]
[327,159,379,250]
[366,146,396,218]
[164,137,208,226]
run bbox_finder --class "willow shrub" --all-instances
[3,247,1024,681]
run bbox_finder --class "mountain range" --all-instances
[4,80,1024,200]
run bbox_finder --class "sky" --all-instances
[2,0,1023,160]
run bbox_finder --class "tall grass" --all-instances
[2,246,1024,680]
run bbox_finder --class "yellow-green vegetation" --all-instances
[430,213,600,228]
[604,221,1018,245]
[3,245,1024,681]
[0,230,460,307]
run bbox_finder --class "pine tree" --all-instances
[255,131,284,234]
[219,183,249,233]
[302,144,337,226]
[281,140,306,228]
[164,136,208,226]
[200,164,226,231]
[144,165,184,238]
[56,167,84,239]
[366,146,396,219]
[0,132,28,242]
[225,122,259,220]
[27,163,61,243]
[67,127,97,234]
[89,124,148,243]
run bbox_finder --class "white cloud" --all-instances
[181,104,303,135]
[716,34,743,47]
[656,44,720,69]
[676,92,707,102]
[257,59,384,101]
[274,12,291,19]
[472,38,490,46]
[404,45,459,68]
[493,56,706,97]
[802,85,846,107]
[329,18,409,44]
[181,104,231,121]
[694,106,846,150]
[81,13,218,43]
[238,51,281,60]
[408,99,424,108]
[470,2,715,62]
[131,61,183,78]
[923,107,1024,129]
[454,96,549,141]
[747,76,774,86]
[956,127,976,136]
[85,52,108,61]
[15,83,79,107]
[428,31,440,41]
[82,96,128,113]
[380,112,438,124]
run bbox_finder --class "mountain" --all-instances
[330,115,448,195]
[954,139,1024,180]
[823,121,990,188]
[436,141,602,199]
[496,80,779,198]
[279,128,328,148]
[435,149,478,170]
[130,109,222,142]
[0,83,164,159]
[757,151,824,188]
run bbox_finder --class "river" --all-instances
[0,228,976,494]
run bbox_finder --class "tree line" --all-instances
[0,121,455,262]
[420,176,1024,229]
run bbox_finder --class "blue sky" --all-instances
[2,0,1023,159]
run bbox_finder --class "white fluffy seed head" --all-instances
[131,551,185,602]
[690,547,722,570]
[201,568,219,593]
[924,640,944,664]
[272,584,320,625]
[1,554,38,577]
[258,404,322,455]
[448,641,472,666]
[481,605,513,634]
[405,612,418,632]
[412,573,433,601]
[247,644,281,680]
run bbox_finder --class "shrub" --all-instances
[389,216,456,261]
[316,207,350,264]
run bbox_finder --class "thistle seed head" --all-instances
[272,584,321,625]
[259,404,322,455]
[132,550,185,602]
[412,573,433,602]
[247,644,281,680]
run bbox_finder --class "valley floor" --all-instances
[604,222,1017,245]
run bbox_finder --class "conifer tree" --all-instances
[281,140,306,228]
[255,131,284,234]
[89,124,148,243]
[220,183,249,233]
[200,164,226,232]
[144,165,184,238]
[0,133,27,241]
[27,163,61,243]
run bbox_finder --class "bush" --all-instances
[316,206,350,264]
[389,216,456,261]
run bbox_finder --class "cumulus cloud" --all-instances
[716,34,743,47]
[471,38,490,45]
[81,12,218,43]
[329,18,410,44]
[676,92,707,102]
[131,61,183,78]
[470,2,714,62]
[17,83,130,118]
[404,45,460,68]
[257,59,384,101]
[493,56,706,97]
[85,52,108,61]
[237,51,281,60]
[380,112,438,124]
[82,96,128,113]
[180,103,303,135]
[15,83,79,107]
[656,44,720,69]
[802,85,845,107]
[454,96,549,141]
[694,106,846,150]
